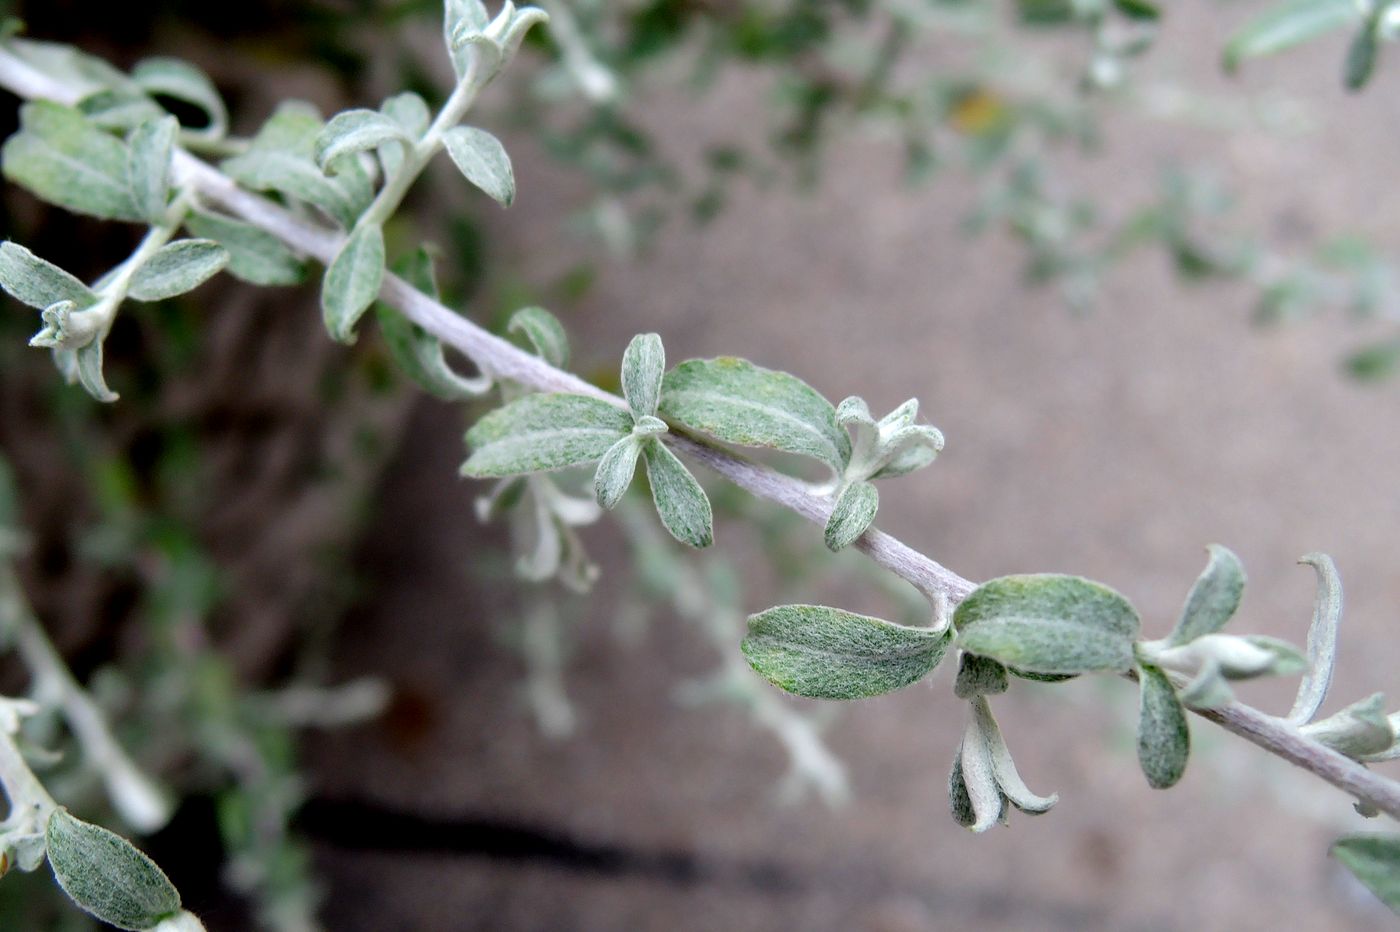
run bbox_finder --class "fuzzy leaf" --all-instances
[314,109,414,173]
[1302,693,1396,759]
[948,753,977,828]
[1344,22,1380,91]
[125,116,177,224]
[622,332,665,420]
[642,439,713,548]
[182,210,305,286]
[593,435,642,510]
[957,717,1006,832]
[1169,544,1245,646]
[659,357,850,471]
[1290,553,1342,724]
[375,249,489,399]
[742,604,952,699]
[824,480,878,552]
[2,101,142,221]
[954,653,1009,699]
[379,92,431,179]
[442,126,515,207]
[445,0,492,78]
[321,224,385,343]
[954,574,1141,675]
[75,340,118,402]
[128,239,228,302]
[1137,663,1190,789]
[131,57,228,138]
[463,394,632,477]
[1332,834,1400,914]
[972,696,1056,813]
[46,810,182,930]
[0,242,97,309]
[508,306,569,368]
[1223,0,1358,72]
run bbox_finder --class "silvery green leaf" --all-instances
[622,332,665,420]
[46,809,182,930]
[1344,20,1380,90]
[508,306,569,368]
[1289,553,1342,725]
[128,239,228,302]
[221,102,373,229]
[954,575,1141,676]
[632,415,668,437]
[76,340,118,403]
[5,831,48,873]
[463,394,632,477]
[593,435,642,510]
[741,604,952,699]
[182,210,305,286]
[956,716,1006,832]
[1168,545,1245,646]
[954,653,1008,699]
[131,57,228,139]
[498,6,550,58]
[125,116,177,224]
[1177,658,1234,711]
[375,249,490,400]
[948,752,977,828]
[0,241,97,309]
[2,101,142,221]
[78,89,165,132]
[642,439,713,548]
[445,0,491,78]
[1137,663,1190,789]
[870,424,943,480]
[1152,633,1306,681]
[450,31,505,82]
[1331,834,1400,914]
[1302,693,1396,759]
[1223,0,1359,72]
[5,37,132,99]
[321,224,385,343]
[379,92,431,180]
[442,126,515,207]
[972,695,1057,813]
[823,480,878,552]
[659,357,850,472]
[314,109,414,174]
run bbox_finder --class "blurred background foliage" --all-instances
[0,0,1397,927]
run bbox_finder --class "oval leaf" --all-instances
[126,116,177,224]
[622,332,665,420]
[442,126,515,207]
[642,439,713,548]
[321,224,385,343]
[954,574,1141,675]
[182,210,305,287]
[1332,834,1400,914]
[659,357,850,471]
[0,241,96,310]
[1137,663,1190,789]
[742,604,952,699]
[1168,544,1245,646]
[824,480,878,552]
[593,435,642,510]
[315,109,414,173]
[128,239,229,302]
[2,101,142,221]
[46,809,182,931]
[463,393,632,477]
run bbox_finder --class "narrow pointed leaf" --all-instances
[1169,544,1245,646]
[1223,0,1359,72]
[824,480,878,551]
[973,696,1057,813]
[1302,693,1395,758]
[2,101,142,221]
[958,718,1006,832]
[948,752,977,828]
[1344,23,1379,91]
[508,306,569,368]
[463,394,632,477]
[659,357,850,471]
[442,126,515,207]
[128,239,228,301]
[622,332,665,420]
[741,604,952,699]
[75,340,118,403]
[954,653,1008,699]
[1290,553,1342,724]
[314,109,413,173]
[954,574,1140,675]
[1331,834,1400,914]
[0,242,96,309]
[126,116,177,223]
[321,224,385,343]
[46,809,182,930]
[131,57,228,138]
[593,435,642,510]
[183,210,305,286]
[642,439,713,548]
[1137,663,1190,789]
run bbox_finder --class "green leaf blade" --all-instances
[642,439,713,548]
[128,239,229,302]
[1223,0,1359,72]
[954,574,1141,675]
[463,393,632,477]
[622,332,665,420]
[508,306,570,368]
[182,210,305,286]
[131,57,228,139]
[742,604,952,700]
[0,241,97,309]
[1169,544,1245,645]
[1332,834,1400,914]
[593,435,642,510]
[46,809,182,931]
[1137,663,1190,789]
[824,480,878,552]
[125,116,177,224]
[659,357,850,472]
[314,108,414,173]
[321,224,385,343]
[442,126,515,207]
[2,101,142,221]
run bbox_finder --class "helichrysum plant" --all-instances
[0,1,1399,927]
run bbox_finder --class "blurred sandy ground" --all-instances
[308,7,1400,931]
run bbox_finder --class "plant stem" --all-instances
[0,43,1397,823]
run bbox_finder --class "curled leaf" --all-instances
[1289,553,1342,725]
